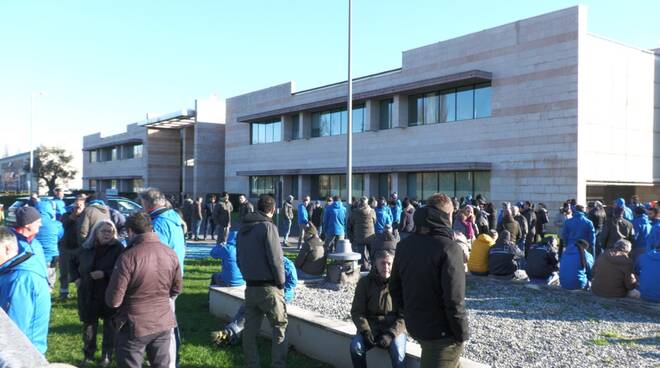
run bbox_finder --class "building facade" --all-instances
[0,152,30,193]
[224,6,659,209]
[82,96,225,198]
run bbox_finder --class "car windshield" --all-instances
[112,200,141,212]
[9,200,28,209]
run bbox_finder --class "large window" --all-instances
[377,173,391,198]
[132,144,143,159]
[405,171,491,201]
[379,99,393,130]
[311,174,364,200]
[311,105,365,138]
[133,178,144,193]
[409,84,491,125]
[89,150,97,163]
[251,120,282,145]
[250,176,278,197]
[89,179,97,191]
[290,114,300,140]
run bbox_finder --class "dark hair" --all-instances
[125,212,153,234]
[575,239,589,270]
[332,195,341,202]
[634,206,646,216]
[575,204,585,213]
[649,207,659,218]
[257,195,276,213]
[221,191,229,198]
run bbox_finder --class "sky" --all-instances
[0,0,659,174]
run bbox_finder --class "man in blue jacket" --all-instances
[210,231,245,287]
[297,196,310,249]
[52,188,67,220]
[389,193,402,230]
[11,207,46,274]
[138,187,186,368]
[561,205,596,256]
[637,241,660,302]
[647,207,660,251]
[375,197,393,234]
[559,239,594,290]
[631,206,652,260]
[323,195,347,252]
[34,200,64,289]
[0,226,51,355]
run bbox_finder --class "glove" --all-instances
[377,333,394,348]
[361,330,376,348]
[50,256,60,268]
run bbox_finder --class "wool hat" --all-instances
[15,206,41,227]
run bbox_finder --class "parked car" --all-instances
[4,196,142,227]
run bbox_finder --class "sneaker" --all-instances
[99,353,111,368]
[211,330,229,346]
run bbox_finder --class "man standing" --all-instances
[35,199,64,290]
[77,194,111,245]
[348,197,376,271]
[281,195,294,247]
[390,193,403,231]
[203,195,217,240]
[297,196,311,249]
[2,209,52,355]
[238,194,255,224]
[192,197,203,241]
[59,196,85,300]
[52,188,67,220]
[106,213,182,368]
[390,193,469,368]
[236,195,287,368]
[213,192,233,245]
[561,205,596,256]
[138,188,186,368]
[323,195,347,253]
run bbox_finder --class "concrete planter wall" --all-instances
[209,285,488,368]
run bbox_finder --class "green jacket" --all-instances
[350,270,405,337]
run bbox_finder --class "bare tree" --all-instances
[25,145,77,195]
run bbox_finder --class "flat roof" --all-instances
[236,162,491,176]
[237,70,491,122]
[83,138,143,151]
[138,109,196,129]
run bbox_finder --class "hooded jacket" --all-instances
[12,229,47,277]
[77,201,110,245]
[390,199,402,224]
[599,215,634,250]
[294,234,326,276]
[614,198,634,222]
[210,231,245,287]
[59,209,83,250]
[399,205,415,233]
[35,200,64,264]
[647,219,660,251]
[487,231,523,276]
[323,201,346,237]
[348,205,376,244]
[559,245,594,290]
[496,216,521,243]
[389,206,469,342]
[632,214,652,249]
[150,207,186,272]
[525,242,559,279]
[351,268,406,338]
[467,234,496,274]
[561,211,596,249]
[591,250,636,298]
[0,250,51,354]
[637,248,660,302]
[236,211,285,288]
[72,229,123,322]
[374,205,393,234]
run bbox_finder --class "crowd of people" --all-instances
[1,185,658,368]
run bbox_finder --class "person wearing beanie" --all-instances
[0,224,52,355]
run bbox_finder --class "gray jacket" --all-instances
[236,211,285,287]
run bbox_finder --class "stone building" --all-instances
[223,6,659,209]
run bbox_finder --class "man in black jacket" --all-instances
[236,194,287,368]
[526,236,560,285]
[390,193,468,368]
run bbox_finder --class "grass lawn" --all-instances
[47,258,329,368]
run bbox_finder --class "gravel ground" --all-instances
[291,277,659,368]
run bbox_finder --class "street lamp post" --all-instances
[346,0,353,205]
[29,92,47,195]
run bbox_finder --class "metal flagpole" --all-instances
[346,0,353,205]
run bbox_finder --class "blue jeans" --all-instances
[350,332,407,368]
[192,219,201,238]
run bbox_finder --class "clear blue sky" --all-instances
[0,1,658,162]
